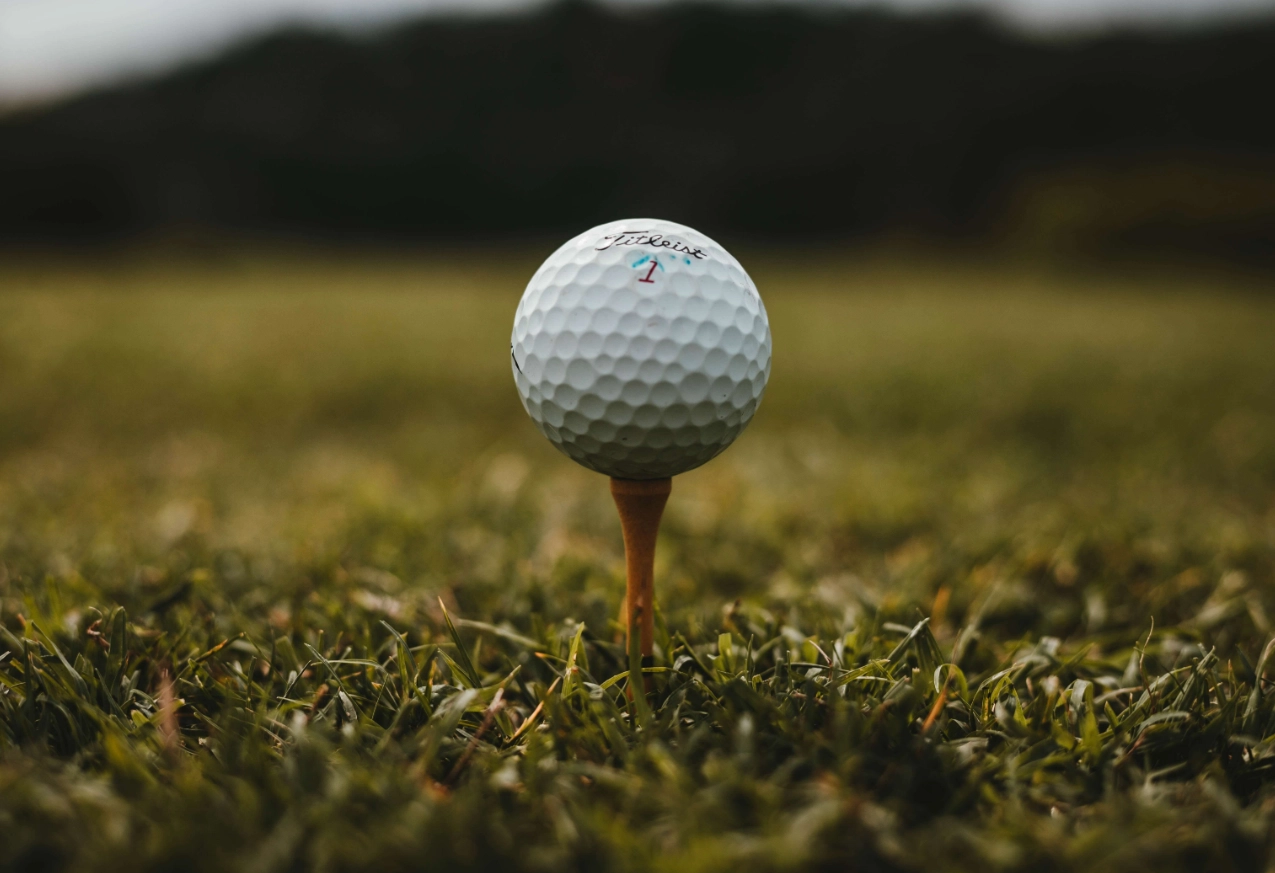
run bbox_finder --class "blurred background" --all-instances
[1,0,1275,651]
[2,0,1275,262]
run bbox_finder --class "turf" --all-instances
[1,251,1274,872]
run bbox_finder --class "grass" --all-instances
[1,250,1274,871]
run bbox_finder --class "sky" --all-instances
[1,0,1273,104]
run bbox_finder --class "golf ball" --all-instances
[511,218,772,480]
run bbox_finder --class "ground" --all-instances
[1,250,1274,872]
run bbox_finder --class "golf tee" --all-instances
[610,477,672,662]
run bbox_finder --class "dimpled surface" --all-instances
[512,218,772,479]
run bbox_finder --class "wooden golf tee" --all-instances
[610,477,672,685]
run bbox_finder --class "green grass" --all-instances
[1,251,1275,872]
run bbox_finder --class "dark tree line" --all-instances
[1,0,1273,259]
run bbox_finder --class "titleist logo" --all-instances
[595,230,707,259]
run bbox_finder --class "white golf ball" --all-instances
[511,218,772,480]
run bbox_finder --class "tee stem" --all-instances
[610,477,672,665]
